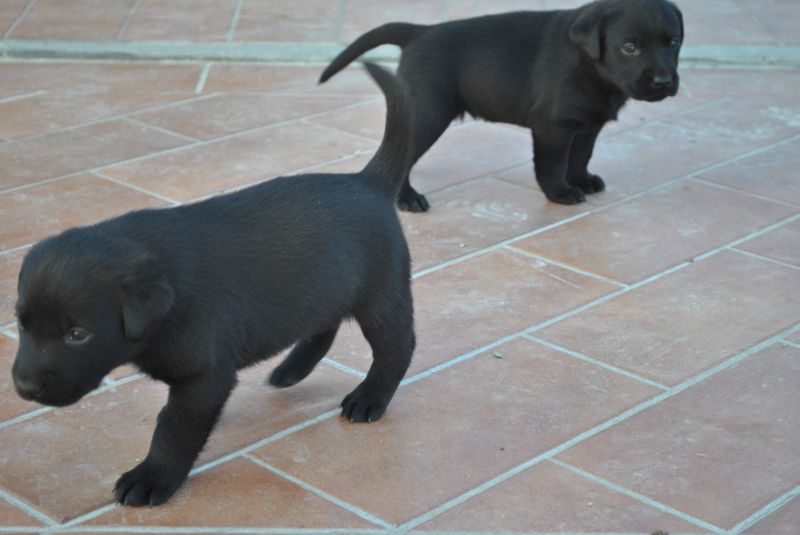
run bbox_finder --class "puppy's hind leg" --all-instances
[398,97,461,212]
[342,290,414,422]
[268,324,340,388]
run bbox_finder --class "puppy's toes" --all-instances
[397,191,430,213]
[544,184,586,205]
[268,365,302,388]
[571,174,605,194]
[340,388,388,423]
[115,461,183,507]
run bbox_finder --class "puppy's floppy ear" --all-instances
[120,253,174,343]
[569,4,605,61]
[673,3,684,44]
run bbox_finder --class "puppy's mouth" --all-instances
[22,380,100,407]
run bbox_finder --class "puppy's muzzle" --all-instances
[13,370,46,401]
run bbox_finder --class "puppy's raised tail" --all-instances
[319,23,422,83]
[361,62,411,197]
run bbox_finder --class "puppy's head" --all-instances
[570,0,683,102]
[12,228,174,406]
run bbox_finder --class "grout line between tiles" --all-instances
[187,409,342,477]
[226,0,244,43]
[693,212,800,263]
[48,529,390,534]
[58,503,119,529]
[91,170,181,206]
[550,459,725,534]
[524,335,669,391]
[0,242,33,257]
[503,245,629,289]
[243,454,394,529]
[690,176,800,210]
[0,89,44,104]
[0,89,218,145]
[729,246,800,273]
[781,340,800,350]
[399,325,796,531]
[0,372,145,431]
[0,487,58,527]
[195,62,211,93]
[2,327,18,340]
[121,116,199,143]
[727,483,800,534]
[115,0,141,42]
[398,331,529,388]
[321,358,367,378]
[2,0,36,39]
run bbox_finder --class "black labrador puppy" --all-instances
[321,0,683,210]
[12,63,415,507]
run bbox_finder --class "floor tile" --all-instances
[0,120,188,192]
[0,249,26,325]
[0,0,28,36]
[419,460,700,533]
[696,137,800,206]
[0,66,200,139]
[0,496,42,527]
[235,0,338,42]
[498,97,793,202]
[253,337,658,524]
[682,70,800,98]
[511,180,796,284]
[99,120,377,202]
[327,248,618,376]
[204,64,381,95]
[0,377,166,522]
[445,0,585,19]
[676,0,774,46]
[536,249,800,386]
[133,92,368,141]
[410,122,533,194]
[0,334,41,422]
[743,495,800,535]
[122,0,237,41]
[341,0,444,42]
[401,176,587,271]
[9,0,135,40]
[0,360,357,522]
[558,343,800,529]
[737,0,800,46]
[736,219,800,267]
[308,99,388,142]
[0,173,166,251]
[85,457,374,529]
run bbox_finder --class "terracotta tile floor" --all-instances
[1,1,800,534]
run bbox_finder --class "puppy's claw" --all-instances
[115,461,183,507]
[341,388,386,423]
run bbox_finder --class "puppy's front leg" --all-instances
[567,128,605,195]
[531,122,586,205]
[115,372,236,506]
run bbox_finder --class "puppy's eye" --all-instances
[670,37,680,49]
[65,327,91,345]
[621,42,640,56]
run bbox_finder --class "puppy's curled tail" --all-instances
[319,23,422,83]
[361,62,411,197]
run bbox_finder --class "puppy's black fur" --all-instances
[321,0,683,210]
[12,63,415,507]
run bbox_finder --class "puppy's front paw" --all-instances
[115,460,185,506]
[570,173,605,195]
[341,386,389,423]
[397,188,430,213]
[543,183,586,205]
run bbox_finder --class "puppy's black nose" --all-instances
[651,74,674,89]
[13,374,44,400]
